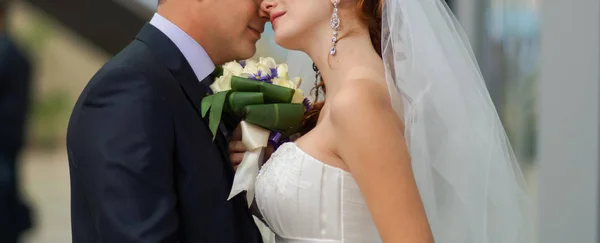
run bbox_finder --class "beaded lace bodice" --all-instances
[254,143,381,242]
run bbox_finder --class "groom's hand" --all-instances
[229,140,247,170]
[228,123,276,168]
[229,124,245,170]
[231,123,243,141]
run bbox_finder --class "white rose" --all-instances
[242,62,259,76]
[222,61,243,76]
[256,64,272,79]
[272,78,296,89]
[276,64,289,80]
[291,77,302,89]
[243,62,272,79]
[291,88,305,104]
[210,73,232,93]
[244,59,258,69]
[259,57,277,69]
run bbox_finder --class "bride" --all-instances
[236,0,531,242]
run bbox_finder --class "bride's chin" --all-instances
[273,36,291,50]
[273,34,303,52]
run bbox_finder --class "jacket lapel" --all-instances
[135,24,234,177]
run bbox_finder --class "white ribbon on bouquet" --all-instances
[227,121,271,207]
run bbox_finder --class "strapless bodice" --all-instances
[254,143,381,242]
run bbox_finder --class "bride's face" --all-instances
[260,0,334,50]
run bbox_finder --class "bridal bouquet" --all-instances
[202,57,310,205]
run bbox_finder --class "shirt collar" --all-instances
[149,13,215,83]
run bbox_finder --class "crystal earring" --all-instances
[329,0,340,55]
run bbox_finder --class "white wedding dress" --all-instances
[238,1,531,242]
[254,142,381,243]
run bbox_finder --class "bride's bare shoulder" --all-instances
[328,77,406,157]
[329,78,393,117]
[328,78,401,135]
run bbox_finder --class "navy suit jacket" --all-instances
[67,24,262,243]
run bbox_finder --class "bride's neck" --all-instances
[304,29,383,99]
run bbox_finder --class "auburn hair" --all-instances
[300,0,383,134]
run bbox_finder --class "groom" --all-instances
[66,0,268,242]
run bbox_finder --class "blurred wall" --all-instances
[8,1,109,150]
[538,0,600,242]
[453,0,482,50]
[6,2,110,242]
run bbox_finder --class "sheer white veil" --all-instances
[381,0,532,242]
[285,0,533,242]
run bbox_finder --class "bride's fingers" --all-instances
[263,144,275,163]
[230,153,245,166]
[229,141,247,153]
[232,124,243,141]
[229,141,247,168]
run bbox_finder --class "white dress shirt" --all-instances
[149,13,215,83]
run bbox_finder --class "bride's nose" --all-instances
[260,0,278,16]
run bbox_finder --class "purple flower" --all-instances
[269,131,291,150]
[302,98,311,114]
[239,60,246,68]
[270,68,278,78]
[269,132,282,145]
[248,70,273,83]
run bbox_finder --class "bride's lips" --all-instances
[270,11,285,28]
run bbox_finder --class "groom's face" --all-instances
[206,0,268,61]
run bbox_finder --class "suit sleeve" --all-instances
[68,66,178,243]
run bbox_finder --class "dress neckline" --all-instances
[281,142,352,175]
